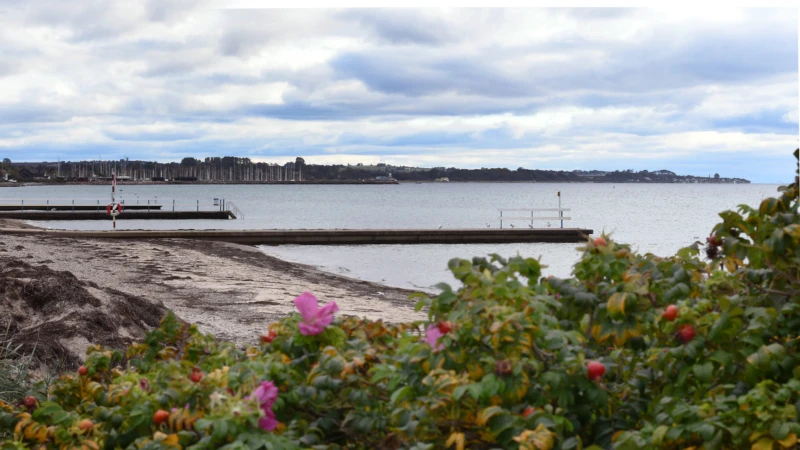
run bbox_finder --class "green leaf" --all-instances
[651,425,669,445]
[709,350,733,367]
[708,312,732,342]
[693,362,714,384]
[771,421,790,440]
[466,383,482,401]
[695,422,715,441]
[561,437,579,450]
[390,386,412,404]
[453,385,468,401]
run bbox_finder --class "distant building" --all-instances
[18,168,45,179]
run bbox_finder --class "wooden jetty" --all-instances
[0,204,163,211]
[0,227,593,245]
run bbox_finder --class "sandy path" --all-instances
[1,223,425,343]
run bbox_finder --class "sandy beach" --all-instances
[0,219,424,345]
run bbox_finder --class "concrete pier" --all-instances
[0,210,234,220]
[0,227,592,245]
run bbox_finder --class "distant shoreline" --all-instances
[0,179,753,187]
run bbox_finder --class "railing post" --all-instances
[500,210,503,229]
[173,199,175,211]
[21,200,23,212]
[72,200,74,212]
[147,199,150,212]
[196,200,199,212]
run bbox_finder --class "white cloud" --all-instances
[0,6,795,181]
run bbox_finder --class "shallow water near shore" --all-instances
[9,182,780,290]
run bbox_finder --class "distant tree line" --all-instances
[0,156,750,184]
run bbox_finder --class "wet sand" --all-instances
[0,219,424,343]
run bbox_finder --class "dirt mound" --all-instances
[0,256,169,369]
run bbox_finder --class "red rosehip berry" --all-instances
[153,410,169,425]
[663,305,678,322]
[79,419,94,431]
[78,366,88,376]
[190,368,203,383]
[593,237,607,247]
[522,406,535,418]
[587,361,605,381]
[23,396,37,409]
[437,321,452,334]
[678,324,696,344]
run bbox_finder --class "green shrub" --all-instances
[1,151,799,449]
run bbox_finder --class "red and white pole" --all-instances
[106,172,123,229]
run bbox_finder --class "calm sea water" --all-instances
[5,182,781,291]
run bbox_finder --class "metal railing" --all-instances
[499,208,571,229]
[226,200,244,219]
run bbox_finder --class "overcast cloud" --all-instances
[0,3,797,182]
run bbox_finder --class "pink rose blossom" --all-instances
[251,381,279,431]
[258,408,278,431]
[252,381,278,408]
[294,292,339,336]
[425,324,445,352]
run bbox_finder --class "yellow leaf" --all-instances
[607,293,627,318]
[468,364,484,380]
[751,437,775,450]
[513,424,556,450]
[163,433,182,449]
[81,441,100,450]
[476,406,505,426]
[446,432,465,450]
[778,433,797,448]
[591,325,608,343]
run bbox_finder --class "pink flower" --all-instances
[252,381,278,408]
[258,408,278,431]
[251,381,279,431]
[425,324,445,352]
[294,292,339,336]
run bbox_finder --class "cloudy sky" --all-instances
[0,3,797,182]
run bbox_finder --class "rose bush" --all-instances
[1,151,799,449]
